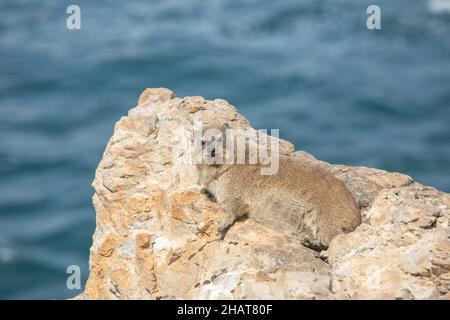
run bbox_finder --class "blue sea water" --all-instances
[0,0,449,299]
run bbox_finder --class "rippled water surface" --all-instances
[0,0,449,299]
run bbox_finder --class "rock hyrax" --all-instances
[196,124,361,249]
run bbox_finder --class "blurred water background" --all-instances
[0,0,449,299]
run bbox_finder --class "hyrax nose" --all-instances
[211,148,216,157]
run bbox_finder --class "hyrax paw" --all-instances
[217,219,234,234]
[217,222,230,233]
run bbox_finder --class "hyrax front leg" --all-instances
[217,198,248,234]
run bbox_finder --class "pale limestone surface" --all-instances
[81,88,450,300]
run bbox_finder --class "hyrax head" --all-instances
[194,122,280,177]
[197,123,231,166]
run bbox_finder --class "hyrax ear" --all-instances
[223,123,231,130]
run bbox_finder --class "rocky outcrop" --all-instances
[80,88,450,300]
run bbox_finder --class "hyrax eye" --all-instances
[201,141,205,146]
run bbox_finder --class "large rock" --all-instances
[80,88,450,300]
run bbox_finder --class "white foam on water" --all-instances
[0,247,15,263]
[428,0,450,13]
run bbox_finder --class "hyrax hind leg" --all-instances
[217,197,249,234]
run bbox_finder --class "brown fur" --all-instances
[196,125,361,249]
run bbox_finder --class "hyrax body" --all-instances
[196,124,361,249]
